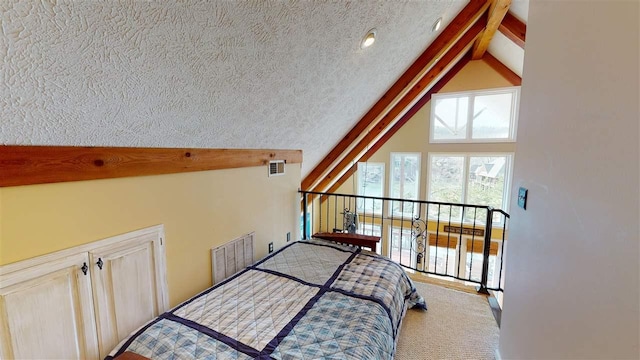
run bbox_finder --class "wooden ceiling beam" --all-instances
[310,20,485,194]
[301,0,490,191]
[0,146,302,187]
[471,0,512,59]
[499,11,526,48]
[325,53,473,195]
[482,52,522,86]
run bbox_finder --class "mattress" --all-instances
[106,239,426,360]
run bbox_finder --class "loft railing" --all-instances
[300,190,509,294]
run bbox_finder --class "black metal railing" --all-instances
[300,190,509,294]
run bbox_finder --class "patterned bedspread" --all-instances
[107,239,426,360]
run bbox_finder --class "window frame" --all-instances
[426,152,514,225]
[429,87,520,144]
[356,162,385,215]
[389,152,422,217]
[389,226,416,268]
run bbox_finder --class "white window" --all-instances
[357,224,382,255]
[357,162,384,214]
[427,153,513,224]
[426,233,458,276]
[389,226,414,268]
[357,223,382,238]
[430,87,519,143]
[389,153,421,217]
[464,238,503,289]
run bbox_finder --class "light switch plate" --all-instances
[518,187,528,210]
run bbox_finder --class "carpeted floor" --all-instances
[395,281,499,360]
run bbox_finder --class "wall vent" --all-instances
[268,160,285,177]
[211,232,254,285]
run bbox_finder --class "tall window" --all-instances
[357,224,382,254]
[389,153,421,217]
[389,226,414,267]
[430,87,519,143]
[357,162,384,214]
[428,153,512,223]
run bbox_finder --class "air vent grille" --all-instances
[269,160,285,176]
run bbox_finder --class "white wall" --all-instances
[499,1,639,359]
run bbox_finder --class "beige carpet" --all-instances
[395,281,499,360]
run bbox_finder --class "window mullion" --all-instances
[467,95,474,140]
[502,155,512,214]
[454,97,460,135]
[462,155,470,204]
[399,155,405,199]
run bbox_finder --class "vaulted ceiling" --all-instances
[1,0,527,178]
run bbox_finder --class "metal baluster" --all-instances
[303,192,308,239]
[447,205,453,276]
[423,202,427,271]
[435,204,441,274]
[457,205,465,279]
[469,207,478,282]
[380,198,383,241]
[400,200,405,267]
[478,207,493,295]
[497,212,508,291]
[333,196,344,230]
[319,194,323,234]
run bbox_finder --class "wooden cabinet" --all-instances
[0,225,168,360]
[0,252,99,359]
[90,232,167,358]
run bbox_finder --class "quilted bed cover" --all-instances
[107,239,426,360]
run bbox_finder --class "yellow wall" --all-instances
[330,59,514,254]
[0,189,3,247]
[336,59,516,201]
[0,165,301,307]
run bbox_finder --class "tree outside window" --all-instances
[357,162,384,214]
[428,154,512,224]
[389,153,421,217]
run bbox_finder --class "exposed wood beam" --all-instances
[325,53,472,195]
[499,11,526,48]
[472,0,512,59]
[482,52,522,86]
[311,21,485,194]
[0,146,302,187]
[301,0,490,191]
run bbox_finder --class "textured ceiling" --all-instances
[1,0,468,176]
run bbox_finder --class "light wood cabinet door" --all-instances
[0,253,99,360]
[89,232,168,359]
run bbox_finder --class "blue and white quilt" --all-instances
[107,239,426,360]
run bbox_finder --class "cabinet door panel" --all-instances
[91,234,167,359]
[0,253,98,360]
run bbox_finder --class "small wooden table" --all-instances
[313,232,381,253]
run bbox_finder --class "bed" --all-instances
[106,238,426,360]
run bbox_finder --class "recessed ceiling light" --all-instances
[432,17,443,32]
[361,29,376,49]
